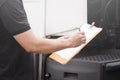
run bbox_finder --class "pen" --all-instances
[90,22,95,28]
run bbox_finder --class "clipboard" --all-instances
[49,23,103,64]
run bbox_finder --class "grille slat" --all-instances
[78,50,120,62]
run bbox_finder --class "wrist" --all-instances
[57,37,71,49]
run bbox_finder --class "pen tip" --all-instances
[91,22,95,26]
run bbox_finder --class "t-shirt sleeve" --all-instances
[0,0,7,7]
[0,0,31,35]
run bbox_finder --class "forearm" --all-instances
[31,38,69,54]
[14,29,85,54]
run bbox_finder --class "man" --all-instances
[0,0,86,80]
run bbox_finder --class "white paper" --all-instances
[54,23,102,60]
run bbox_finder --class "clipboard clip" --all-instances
[90,22,95,28]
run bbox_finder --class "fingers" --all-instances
[77,32,86,40]
[58,31,86,48]
[68,32,86,47]
[81,37,86,43]
[76,30,85,34]
[75,32,86,45]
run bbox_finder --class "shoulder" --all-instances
[0,0,25,14]
[0,0,23,8]
[0,0,7,8]
[0,0,30,36]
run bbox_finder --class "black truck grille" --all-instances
[79,49,120,62]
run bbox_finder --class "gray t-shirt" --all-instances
[0,0,34,80]
[0,0,30,35]
[0,0,7,7]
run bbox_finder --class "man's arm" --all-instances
[14,29,86,54]
[0,0,86,54]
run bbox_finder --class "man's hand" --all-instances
[14,29,86,54]
[57,31,86,48]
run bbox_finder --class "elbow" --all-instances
[24,47,49,54]
[25,48,32,53]
[23,45,46,54]
[24,47,34,53]
[23,46,37,53]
